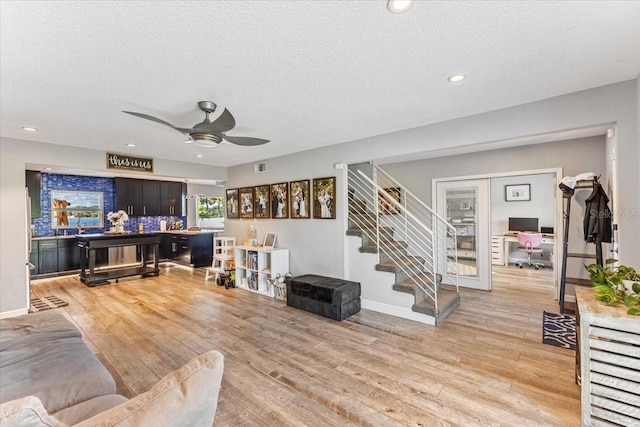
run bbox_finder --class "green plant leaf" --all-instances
[593,285,614,294]
[627,308,640,315]
[624,295,639,307]
[633,282,640,294]
[605,258,618,265]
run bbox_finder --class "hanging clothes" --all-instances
[584,182,612,244]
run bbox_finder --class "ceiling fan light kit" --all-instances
[123,101,269,147]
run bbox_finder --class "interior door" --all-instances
[436,179,491,290]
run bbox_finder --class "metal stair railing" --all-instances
[347,167,458,314]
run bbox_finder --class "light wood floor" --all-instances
[30,264,579,426]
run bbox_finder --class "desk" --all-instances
[77,233,160,286]
[502,232,554,267]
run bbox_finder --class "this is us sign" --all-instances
[106,153,153,173]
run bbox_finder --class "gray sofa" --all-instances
[0,310,224,426]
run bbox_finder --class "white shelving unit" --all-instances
[235,245,289,298]
[205,237,235,282]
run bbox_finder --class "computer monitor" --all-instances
[508,217,539,232]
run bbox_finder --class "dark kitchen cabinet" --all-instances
[142,180,160,216]
[115,178,186,218]
[115,178,143,216]
[38,239,58,274]
[26,170,42,218]
[160,181,185,216]
[58,238,82,271]
[169,233,213,268]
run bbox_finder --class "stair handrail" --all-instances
[357,170,434,237]
[374,165,459,291]
[374,165,456,237]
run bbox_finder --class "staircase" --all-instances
[347,164,460,325]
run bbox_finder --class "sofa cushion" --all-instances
[0,395,69,427]
[75,350,224,427]
[0,337,116,413]
[0,311,81,357]
[53,395,128,425]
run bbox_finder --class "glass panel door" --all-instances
[436,179,490,290]
[446,188,478,277]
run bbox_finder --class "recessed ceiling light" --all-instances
[22,126,38,132]
[447,73,466,83]
[125,143,136,147]
[44,167,53,171]
[388,0,414,14]
[195,154,203,158]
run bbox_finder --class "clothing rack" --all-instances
[558,177,601,314]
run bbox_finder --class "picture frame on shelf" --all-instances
[254,185,270,219]
[225,188,239,219]
[239,187,254,219]
[270,182,289,219]
[505,184,531,202]
[263,232,277,249]
[378,187,401,215]
[289,179,310,219]
[313,176,336,219]
[459,200,471,210]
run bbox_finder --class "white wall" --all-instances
[491,174,555,235]
[0,138,227,315]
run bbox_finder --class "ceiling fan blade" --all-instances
[221,134,270,146]
[193,108,236,134]
[122,111,190,134]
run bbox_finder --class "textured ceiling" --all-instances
[1,1,639,169]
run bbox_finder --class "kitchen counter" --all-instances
[77,233,160,286]
[33,230,222,240]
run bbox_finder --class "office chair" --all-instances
[516,232,544,270]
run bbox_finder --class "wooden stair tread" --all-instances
[360,241,408,254]
[395,272,441,289]
[412,289,460,320]
[375,256,424,272]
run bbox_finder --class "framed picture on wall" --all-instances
[289,179,310,219]
[378,187,401,215]
[505,184,531,202]
[239,187,254,219]
[254,185,270,219]
[270,182,289,219]
[225,188,239,219]
[313,176,336,219]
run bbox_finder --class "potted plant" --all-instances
[585,259,640,315]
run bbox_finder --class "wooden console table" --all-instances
[76,233,160,286]
[575,287,640,426]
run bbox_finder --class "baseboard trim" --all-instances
[361,299,435,326]
[0,307,29,319]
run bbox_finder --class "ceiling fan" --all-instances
[123,101,269,147]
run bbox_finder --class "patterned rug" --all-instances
[542,311,576,350]
[29,296,68,313]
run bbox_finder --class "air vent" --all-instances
[254,162,267,174]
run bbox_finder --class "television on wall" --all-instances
[508,217,539,232]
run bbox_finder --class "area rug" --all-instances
[542,311,576,350]
[29,296,68,313]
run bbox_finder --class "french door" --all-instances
[436,179,491,290]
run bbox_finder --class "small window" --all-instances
[51,190,104,229]
[197,196,224,219]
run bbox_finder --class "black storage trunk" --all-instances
[286,274,361,321]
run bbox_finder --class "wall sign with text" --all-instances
[106,153,154,173]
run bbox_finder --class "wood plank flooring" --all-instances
[30,264,580,426]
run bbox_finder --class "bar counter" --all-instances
[76,232,160,286]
